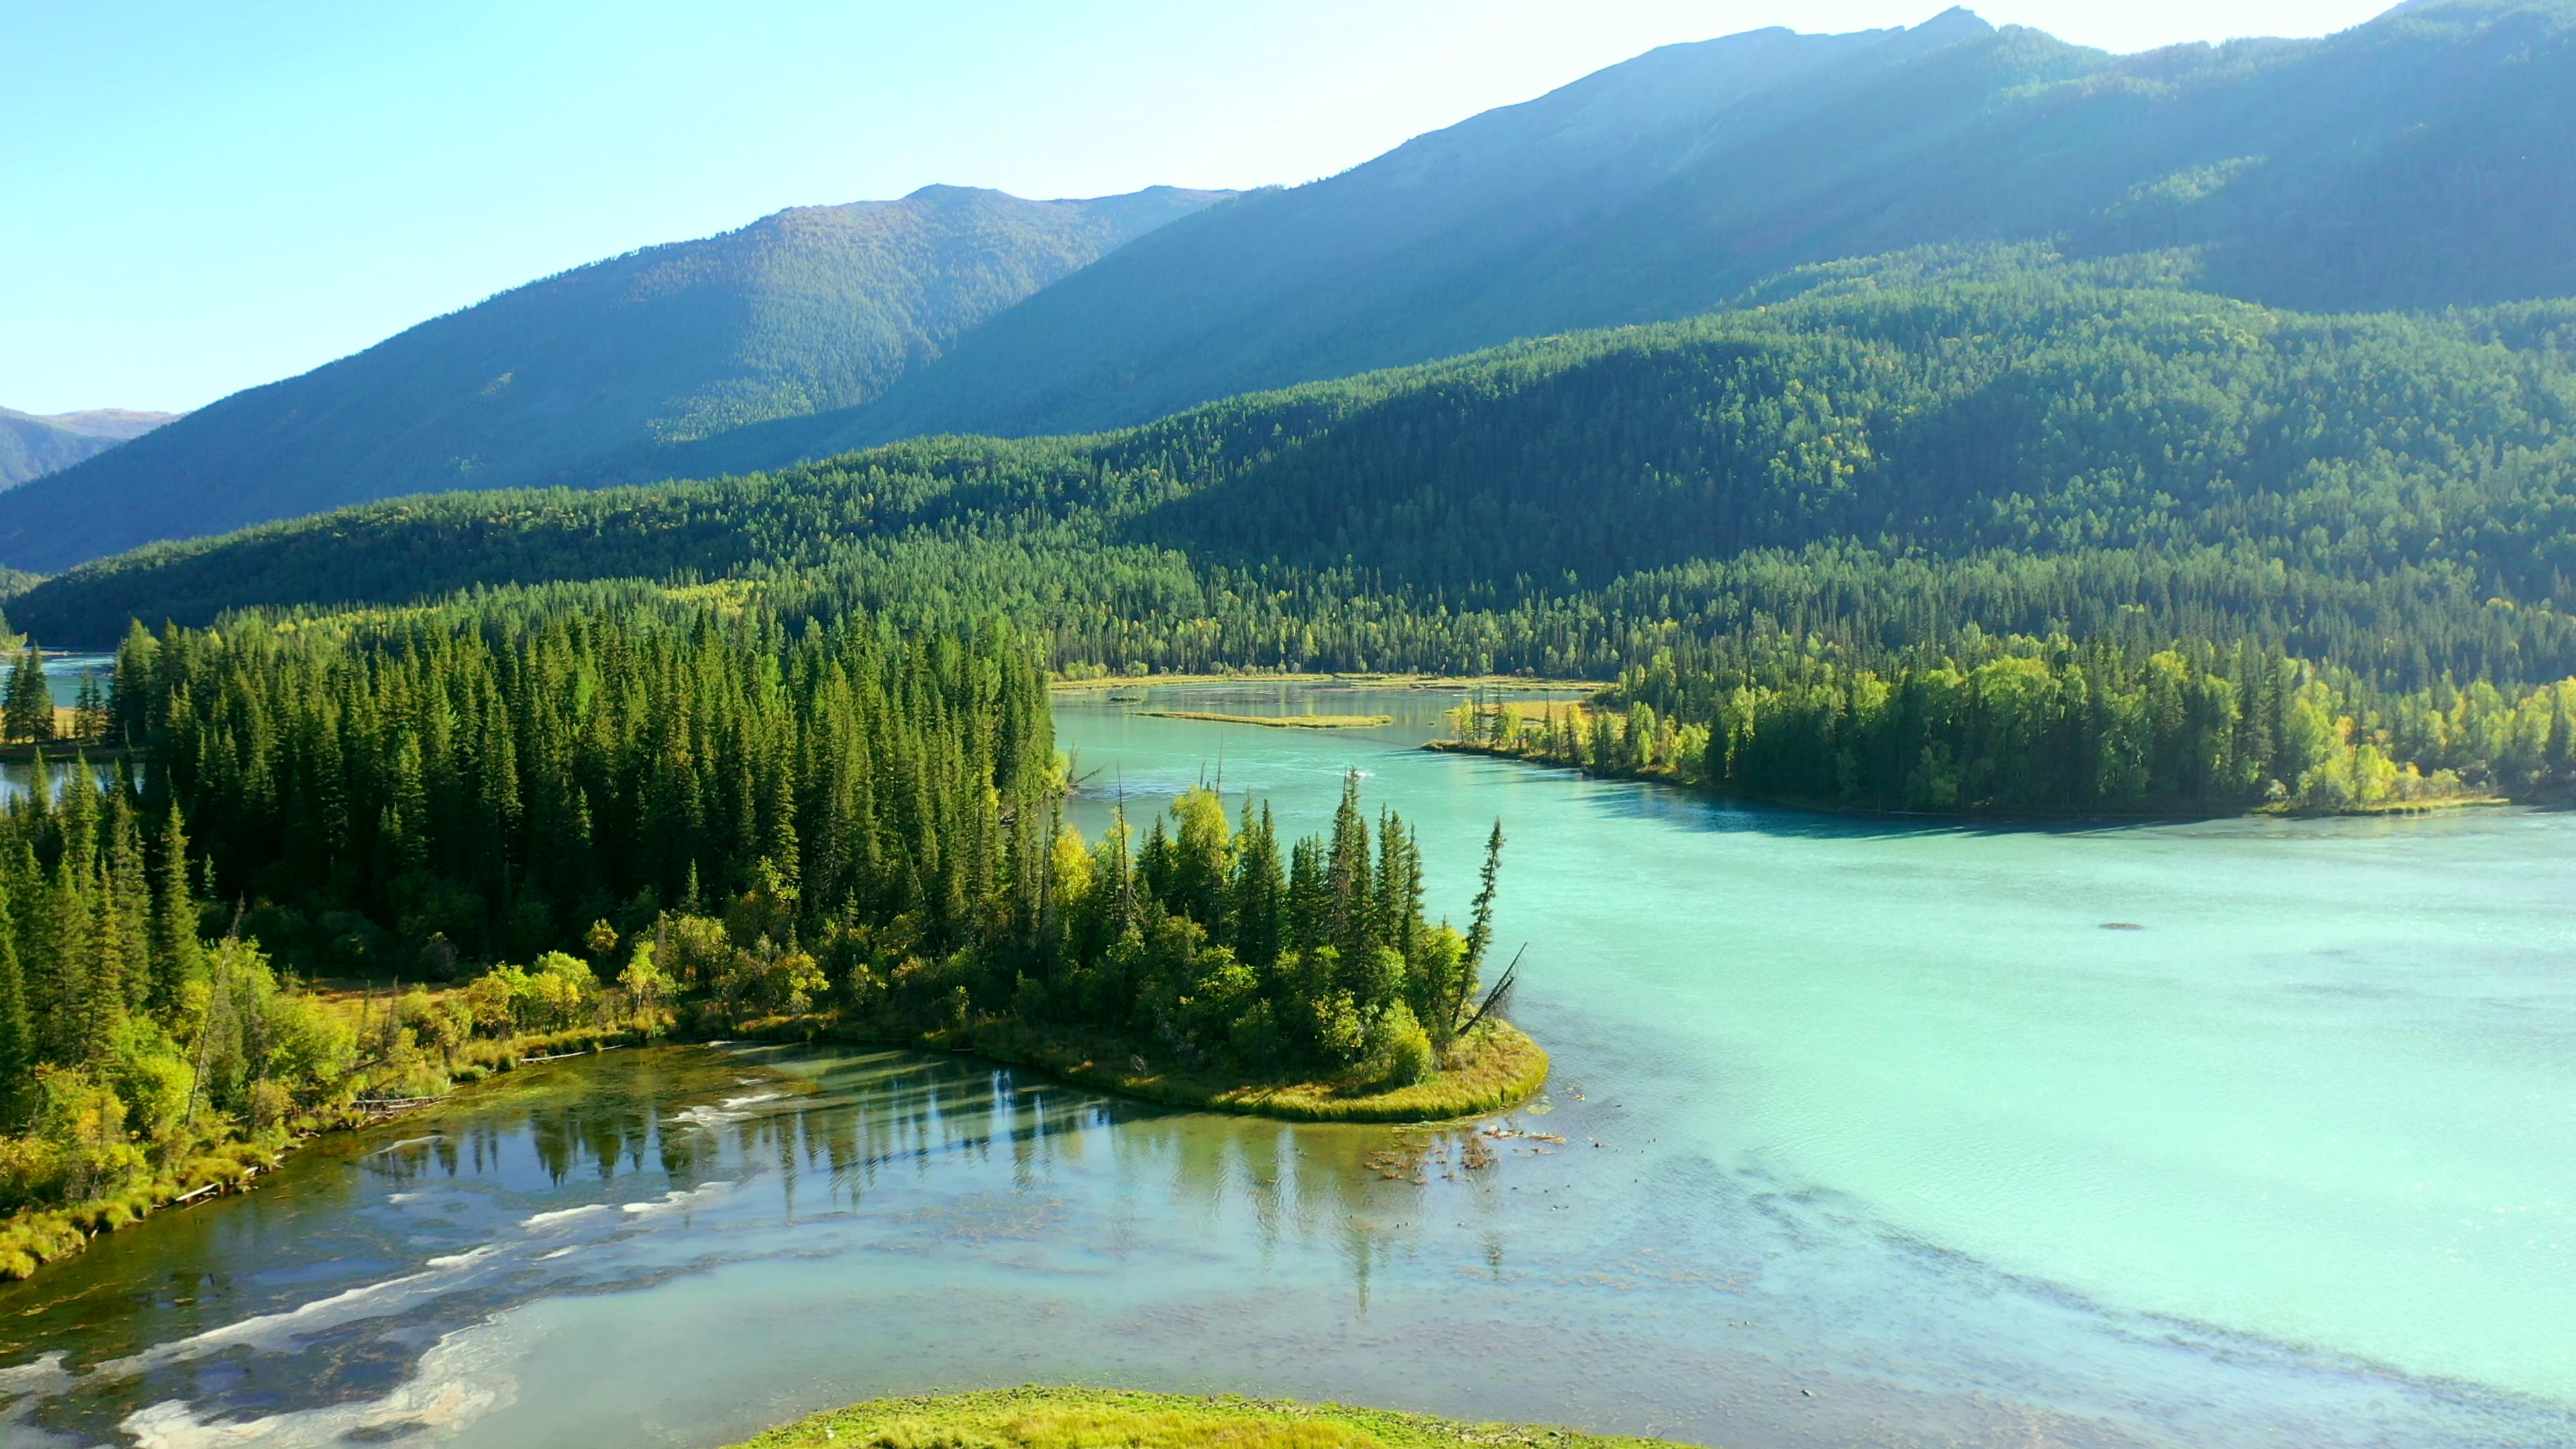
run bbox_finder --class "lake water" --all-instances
[1,684,2569,1448]
[38,653,115,709]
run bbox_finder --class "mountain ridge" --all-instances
[0,405,179,490]
[0,183,1228,572]
[7,2,2576,572]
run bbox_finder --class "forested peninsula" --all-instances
[1436,636,2574,818]
[0,598,1534,1279]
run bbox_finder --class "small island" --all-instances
[728,1387,1675,1449]
[1135,709,1393,729]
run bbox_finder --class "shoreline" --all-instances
[2,1004,1548,1286]
[0,1020,649,1283]
[733,1014,1552,1126]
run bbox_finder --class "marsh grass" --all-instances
[727,1387,1678,1449]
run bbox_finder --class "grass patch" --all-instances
[1135,710,1393,729]
[731,1015,1550,1124]
[727,1386,1680,1449]
[964,1019,1548,1123]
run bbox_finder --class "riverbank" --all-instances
[1424,737,2517,822]
[1,998,1544,1285]
[732,1014,1550,1124]
[0,1018,648,1282]
[727,1386,1677,1449]
[0,738,122,764]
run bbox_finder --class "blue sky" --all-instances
[4,1,2400,415]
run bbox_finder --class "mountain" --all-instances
[23,265,2575,698]
[11,2,2575,575]
[0,406,177,488]
[0,184,1227,572]
[753,0,2576,455]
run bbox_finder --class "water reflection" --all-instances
[0,1044,1511,1448]
[0,1039,2567,1448]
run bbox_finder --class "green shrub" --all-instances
[1363,1002,1436,1088]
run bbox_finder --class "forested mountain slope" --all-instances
[0,407,175,488]
[0,185,1225,572]
[10,5,2567,574]
[23,269,2576,694]
[788,0,2576,451]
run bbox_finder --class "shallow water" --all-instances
[1,684,2569,1447]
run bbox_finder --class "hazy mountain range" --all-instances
[0,407,176,490]
[0,186,1226,571]
[5,0,2570,574]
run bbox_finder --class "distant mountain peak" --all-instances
[1917,6,1996,36]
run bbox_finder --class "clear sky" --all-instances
[3,0,2401,415]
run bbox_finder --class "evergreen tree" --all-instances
[3,649,50,745]
[0,881,28,1125]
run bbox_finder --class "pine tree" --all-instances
[1458,820,1507,1030]
[148,804,205,1018]
[103,789,150,1014]
[3,649,51,745]
[1228,800,1283,971]
[0,879,30,1125]
[1325,771,1372,967]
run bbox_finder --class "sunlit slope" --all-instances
[814,1,2576,448]
[0,184,1226,571]
[19,270,2575,690]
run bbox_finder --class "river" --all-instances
[0,683,2567,1448]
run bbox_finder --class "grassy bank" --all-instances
[731,1014,1548,1125]
[728,1387,1681,1449]
[969,1018,1548,1123]
[5,1002,1542,1283]
[1134,710,1393,729]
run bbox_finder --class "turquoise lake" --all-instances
[0,683,2567,1447]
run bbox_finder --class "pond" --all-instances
[1,684,2568,1448]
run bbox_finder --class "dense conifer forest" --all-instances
[19,273,2576,820]
[0,599,1515,1269]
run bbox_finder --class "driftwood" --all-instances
[172,1162,265,1208]
[1455,945,1525,1039]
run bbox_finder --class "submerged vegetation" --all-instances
[729,1387,1678,1449]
